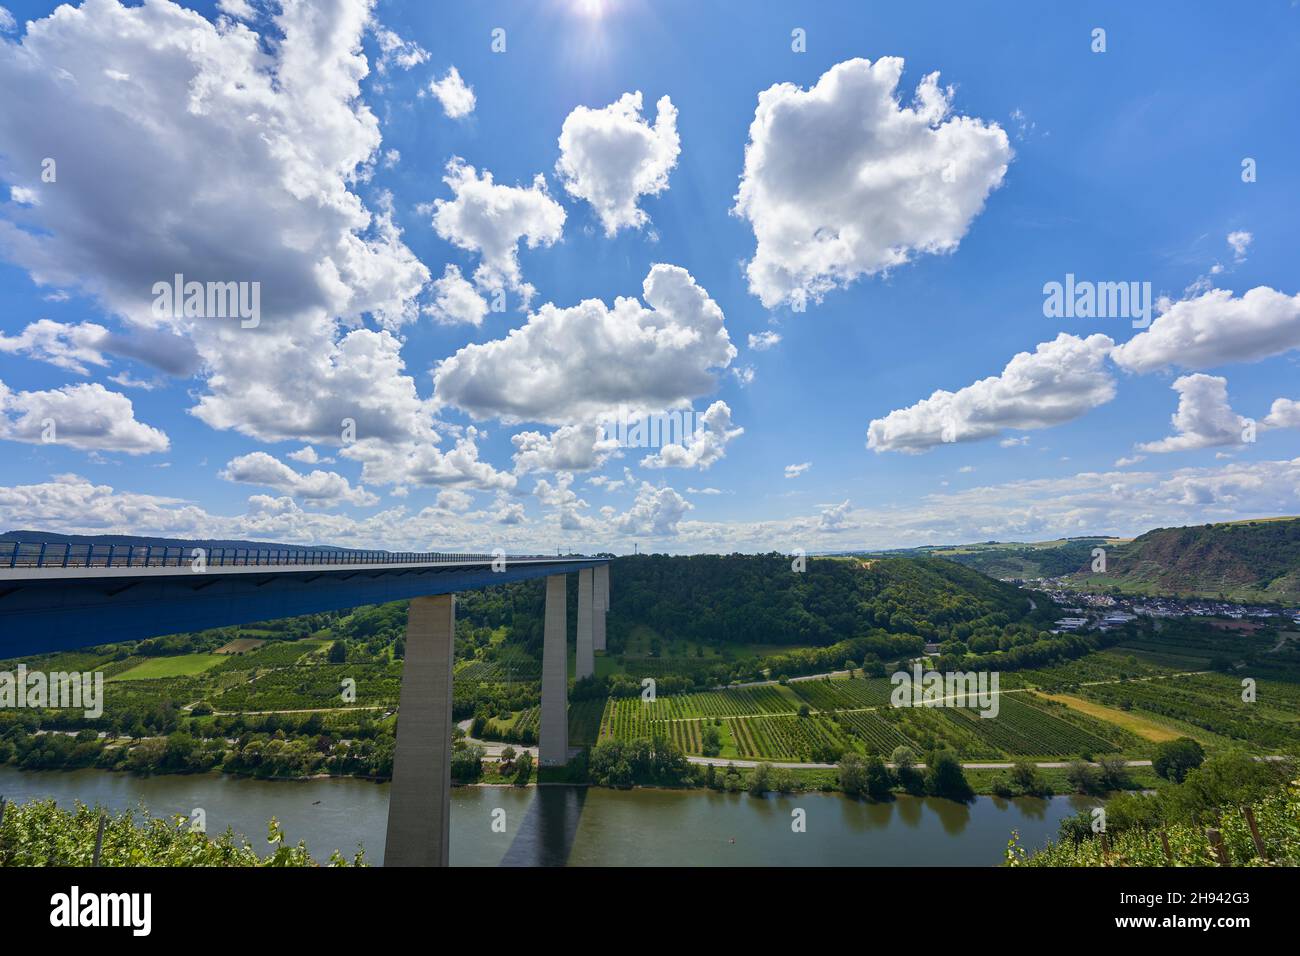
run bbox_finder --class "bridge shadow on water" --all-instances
[499,786,588,867]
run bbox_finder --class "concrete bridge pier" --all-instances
[594,564,608,652]
[576,567,595,680]
[384,593,455,867]
[539,574,569,766]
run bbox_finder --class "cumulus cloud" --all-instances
[423,264,488,326]
[0,6,16,33]
[1262,398,1300,431]
[433,263,736,424]
[785,461,811,478]
[614,481,692,536]
[748,330,781,351]
[867,333,1116,453]
[430,158,565,306]
[818,499,852,532]
[374,27,429,74]
[435,488,473,513]
[0,379,169,454]
[6,454,1300,554]
[220,451,378,506]
[427,65,475,118]
[532,472,597,531]
[341,427,516,491]
[1136,374,1249,453]
[0,319,112,374]
[0,0,431,451]
[555,91,679,236]
[1227,230,1253,263]
[1110,287,1300,374]
[734,57,1011,309]
[215,0,255,20]
[287,445,328,464]
[640,401,743,470]
[0,318,200,377]
[512,423,619,474]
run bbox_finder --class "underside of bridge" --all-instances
[0,553,611,867]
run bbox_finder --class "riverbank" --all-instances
[0,764,1099,866]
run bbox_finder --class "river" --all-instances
[0,766,1095,866]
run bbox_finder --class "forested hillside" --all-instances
[935,539,1110,581]
[1067,517,1300,603]
[603,553,1052,648]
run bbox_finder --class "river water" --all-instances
[0,766,1095,866]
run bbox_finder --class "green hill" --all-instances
[1066,517,1300,604]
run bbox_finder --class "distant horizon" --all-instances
[6,512,1297,559]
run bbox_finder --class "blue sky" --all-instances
[1,0,1299,552]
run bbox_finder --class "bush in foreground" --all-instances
[0,799,364,867]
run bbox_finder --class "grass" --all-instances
[1038,692,1183,743]
[108,653,225,681]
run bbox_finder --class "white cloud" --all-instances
[220,451,378,507]
[287,445,328,464]
[341,427,516,492]
[427,65,475,118]
[555,91,679,236]
[1110,287,1300,374]
[5,454,1300,555]
[491,492,526,525]
[1115,455,1146,467]
[434,263,736,424]
[533,472,597,531]
[0,6,16,33]
[430,158,565,306]
[0,379,169,454]
[784,461,811,478]
[641,401,743,470]
[0,319,111,374]
[435,488,473,513]
[374,27,429,74]
[731,365,755,387]
[423,264,488,326]
[216,0,255,20]
[1137,374,1249,454]
[748,330,781,351]
[1227,230,1253,263]
[614,481,692,536]
[734,57,1011,309]
[512,423,619,474]
[0,0,432,451]
[818,499,852,532]
[999,436,1030,448]
[867,333,1116,453]
[1262,398,1300,431]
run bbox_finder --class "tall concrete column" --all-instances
[539,574,568,766]
[384,593,455,867]
[576,567,594,680]
[594,564,609,652]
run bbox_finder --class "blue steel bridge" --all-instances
[0,537,612,867]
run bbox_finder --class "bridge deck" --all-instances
[0,555,610,659]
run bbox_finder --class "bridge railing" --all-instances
[0,541,577,570]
